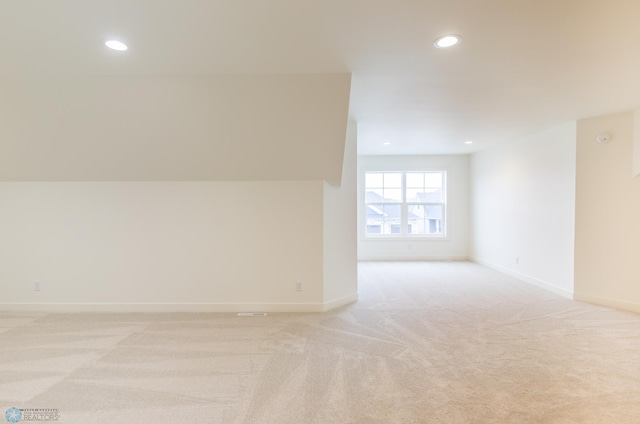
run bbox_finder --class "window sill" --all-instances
[362,236,449,241]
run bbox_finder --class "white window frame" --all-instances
[363,170,447,238]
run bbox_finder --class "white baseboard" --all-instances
[471,257,574,299]
[0,297,360,313]
[358,255,469,261]
[574,293,640,315]
[0,302,323,313]
[323,293,358,311]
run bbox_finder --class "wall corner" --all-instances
[633,110,640,178]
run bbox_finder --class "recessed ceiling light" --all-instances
[464,140,473,145]
[105,40,128,51]
[434,35,461,49]
[382,141,392,145]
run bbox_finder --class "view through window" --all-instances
[364,171,446,236]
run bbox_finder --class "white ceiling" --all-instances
[2,0,640,159]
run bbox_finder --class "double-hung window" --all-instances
[364,171,446,237]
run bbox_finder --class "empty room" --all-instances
[1,1,640,423]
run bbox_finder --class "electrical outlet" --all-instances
[296,281,303,292]
[515,257,519,265]
[34,282,41,291]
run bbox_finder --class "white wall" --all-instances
[574,111,640,312]
[357,155,469,260]
[470,122,576,297]
[0,181,328,312]
[633,110,640,178]
[323,122,358,309]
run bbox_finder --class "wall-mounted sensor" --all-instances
[596,133,611,144]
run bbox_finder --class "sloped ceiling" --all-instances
[0,74,350,184]
[2,0,640,179]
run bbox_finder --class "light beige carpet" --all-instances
[1,261,640,423]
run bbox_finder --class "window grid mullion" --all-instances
[401,172,407,236]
